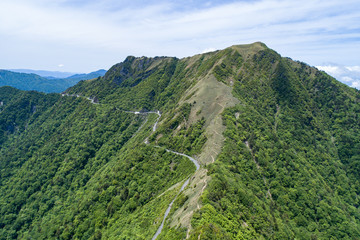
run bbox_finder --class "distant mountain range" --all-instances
[0,69,106,93]
[60,69,107,82]
[9,69,78,78]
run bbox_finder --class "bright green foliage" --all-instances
[0,87,196,239]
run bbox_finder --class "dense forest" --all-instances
[0,42,359,239]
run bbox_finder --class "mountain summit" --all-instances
[0,42,359,239]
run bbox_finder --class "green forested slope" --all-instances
[190,48,360,239]
[0,90,198,239]
[0,87,60,146]
[0,42,359,239]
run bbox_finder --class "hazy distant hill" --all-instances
[9,69,77,78]
[0,69,106,93]
[1,42,360,239]
[63,69,107,82]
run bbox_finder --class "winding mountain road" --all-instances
[127,110,200,240]
[62,94,200,239]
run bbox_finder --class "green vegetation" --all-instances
[213,49,243,84]
[152,103,207,156]
[0,87,59,145]
[0,87,196,239]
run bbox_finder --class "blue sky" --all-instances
[0,0,359,87]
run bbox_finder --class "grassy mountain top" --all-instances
[1,42,360,239]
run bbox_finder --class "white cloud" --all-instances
[201,48,217,54]
[341,76,353,82]
[352,81,360,88]
[316,64,360,89]
[0,0,359,72]
[346,66,360,72]
[58,64,64,68]
[316,66,342,76]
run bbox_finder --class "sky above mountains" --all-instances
[0,0,359,88]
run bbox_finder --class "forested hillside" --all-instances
[0,70,106,93]
[0,42,359,239]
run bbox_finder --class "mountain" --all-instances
[9,69,77,78]
[0,69,106,93]
[64,69,107,82]
[0,70,66,93]
[0,42,359,239]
